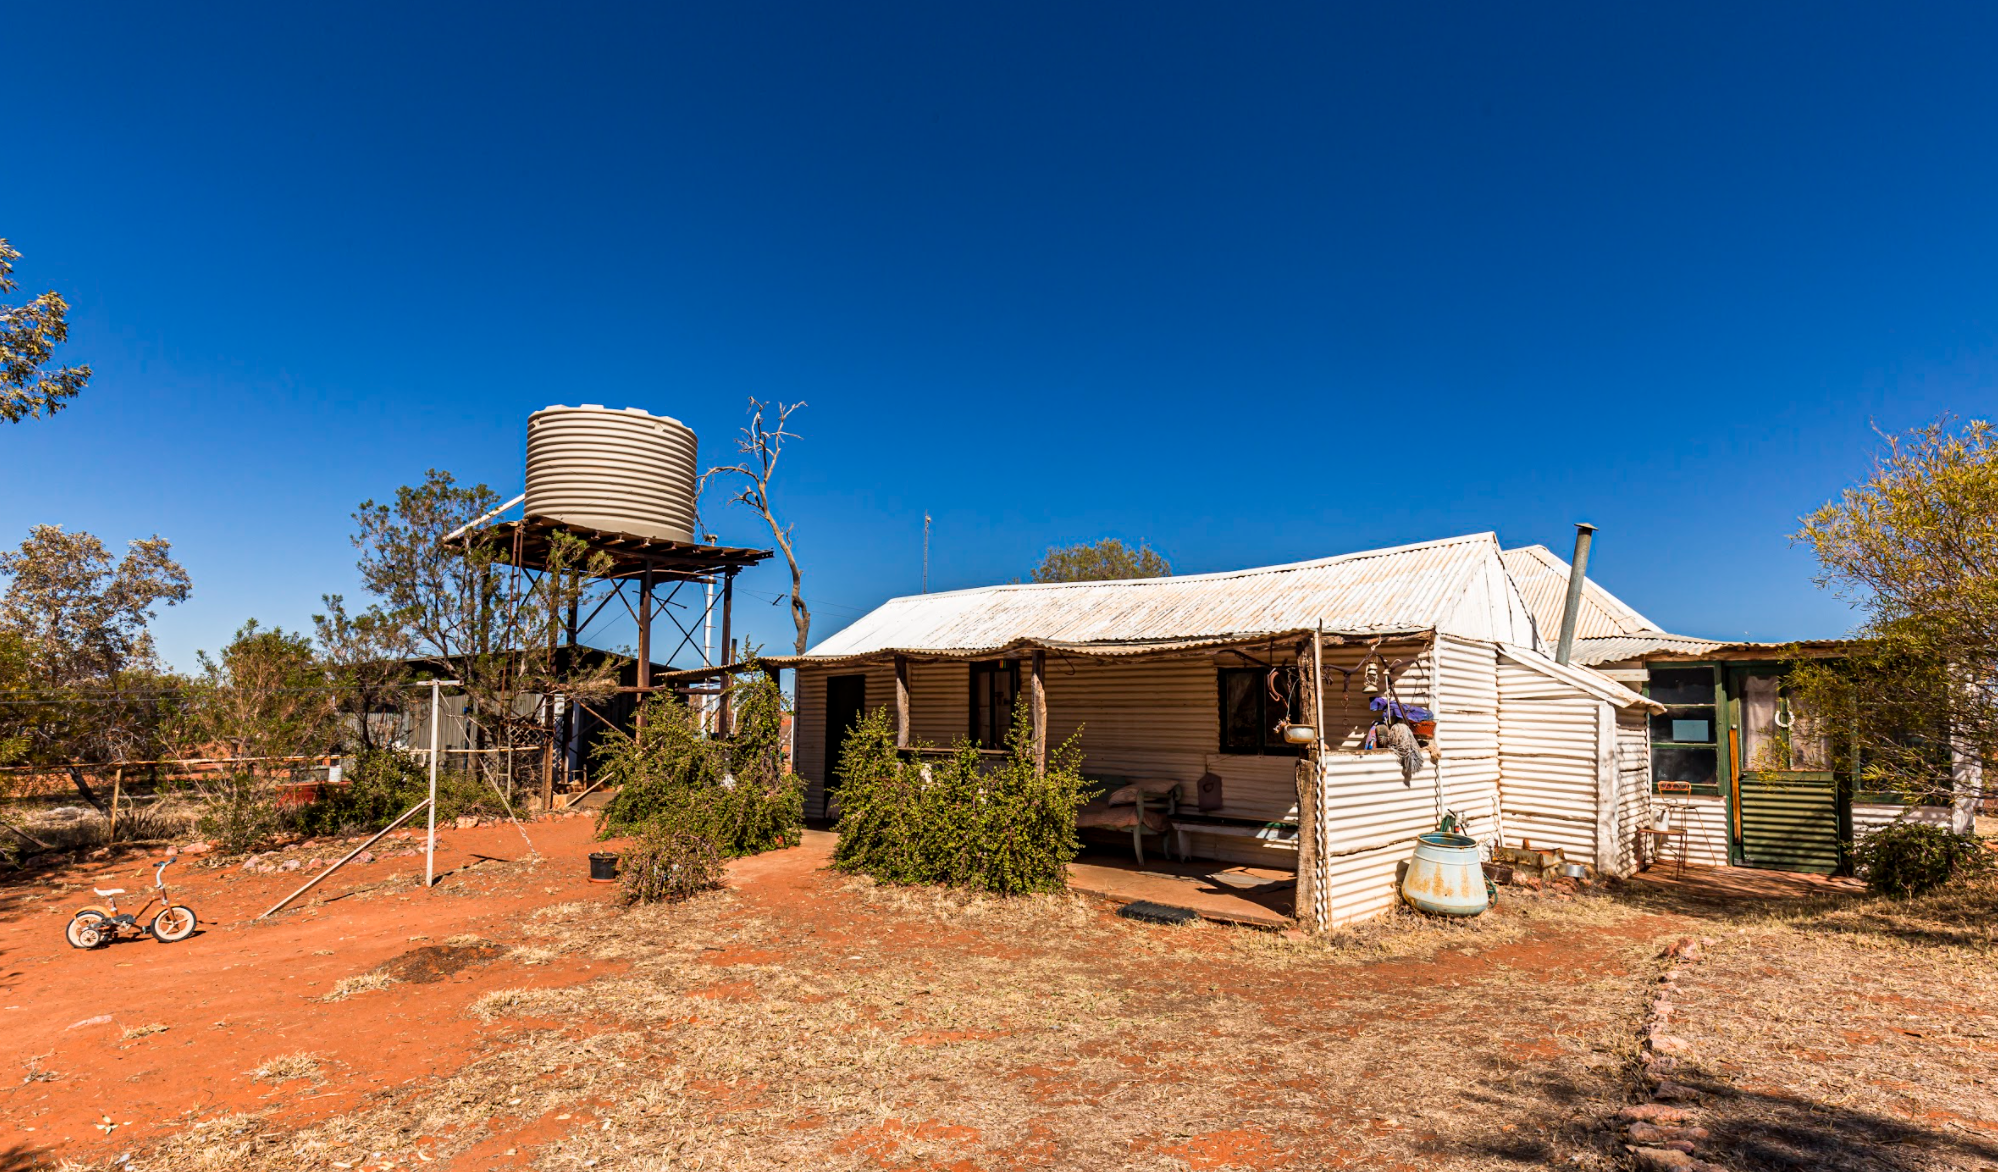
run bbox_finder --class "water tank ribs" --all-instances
[525,405,699,544]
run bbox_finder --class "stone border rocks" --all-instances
[1618,935,1724,1172]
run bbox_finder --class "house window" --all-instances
[1218,666,1302,755]
[1647,666,1720,795]
[968,659,1020,747]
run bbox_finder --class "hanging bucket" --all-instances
[1400,832,1489,917]
[588,852,619,884]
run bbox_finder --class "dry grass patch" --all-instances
[319,972,396,1002]
[139,871,1684,1172]
[250,1052,324,1084]
[1640,876,1998,1172]
[120,1022,170,1040]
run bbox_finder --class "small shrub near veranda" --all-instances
[1853,820,1994,896]
[832,703,1087,895]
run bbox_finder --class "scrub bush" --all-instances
[595,669,801,857]
[1853,820,1994,896]
[832,702,1087,895]
[616,826,724,905]
[293,748,497,837]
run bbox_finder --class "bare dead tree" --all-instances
[701,399,810,656]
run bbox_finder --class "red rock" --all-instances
[1619,1104,1694,1124]
[1651,1080,1701,1101]
[1651,1034,1693,1055]
[1630,1148,1694,1171]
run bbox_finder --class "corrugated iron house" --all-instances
[1502,545,1978,873]
[779,533,1663,929]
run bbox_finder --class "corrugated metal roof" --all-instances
[1497,645,1666,711]
[1500,545,1662,640]
[1567,633,1727,666]
[1500,545,1735,666]
[783,533,1518,664]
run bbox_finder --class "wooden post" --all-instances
[562,579,579,785]
[636,560,654,742]
[1030,650,1047,775]
[542,571,557,812]
[894,655,911,750]
[1295,632,1322,931]
[107,766,124,844]
[719,568,736,737]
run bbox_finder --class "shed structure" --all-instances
[1502,544,1978,872]
[778,533,1661,929]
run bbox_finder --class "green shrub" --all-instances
[616,826,724,905]
[197,772,284,853]
[594,669,801,856]
[295,748,497,837]
[1853,820,1995,896]
[832,701,1087,895]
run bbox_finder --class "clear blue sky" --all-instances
[4,2,1995,671]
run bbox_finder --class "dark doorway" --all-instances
[825,674,868,797]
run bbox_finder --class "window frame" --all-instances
[1645,664,1723,796]
[1216,665,1305,757]
[967,659,1021,748]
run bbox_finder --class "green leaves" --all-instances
[1030,538,1171,584]
[830,700,1087,895]
[593,670,803,857]
[1852,821,1994,896]
[0,239,91,425]
[1792,418,1998,804]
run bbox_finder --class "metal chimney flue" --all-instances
[1554,523,1595,666]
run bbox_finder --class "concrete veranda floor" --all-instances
[1063,845,1296,927]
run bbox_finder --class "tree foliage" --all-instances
[1030,538,1171,584]
[1791,419,1998,803]
[0,239,90,424]
[830,701,1088,895]
[702,398,812,655]
[351,469,616,794]
[313,593,414,754]
[594,668,801,855]
[0,526,191,806]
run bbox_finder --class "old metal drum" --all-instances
[1400,832,1489,917]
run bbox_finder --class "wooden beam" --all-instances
[894,655,911,749]
[1030,650,1047,776]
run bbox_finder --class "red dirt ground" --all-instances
[0,817,620,1166]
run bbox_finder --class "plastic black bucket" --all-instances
[588,852,619,884]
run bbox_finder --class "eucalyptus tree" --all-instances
[0,238,90,424]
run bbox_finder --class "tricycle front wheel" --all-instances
[151,906,197,943]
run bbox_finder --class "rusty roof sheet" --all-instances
[781,533,1526,665]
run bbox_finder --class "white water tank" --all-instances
[525,404,699,543]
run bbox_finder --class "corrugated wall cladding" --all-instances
[1664,796,1731,867]
[797,645,1432,867]
[1853,802,1954,838]
[1496,658,1605,866]
[1611,709,1651,878]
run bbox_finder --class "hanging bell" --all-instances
[1363,661,1381,694]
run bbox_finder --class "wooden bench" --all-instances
[1169,813,1300,861]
